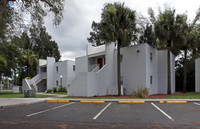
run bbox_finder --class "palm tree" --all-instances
[175,8,200,93]
[154,8,177,94]
[88,2,137,95]
[22,50,38,77]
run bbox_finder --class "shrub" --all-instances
[25,77,31,79]
[58,86,66,92]
[132,87,149,98]
[47,89,53,93]
[53,87,57,92]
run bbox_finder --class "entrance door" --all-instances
[98,58,103,69]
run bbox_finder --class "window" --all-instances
[56,66,58,72]
[150,76,153,84]
[121,76,123,85]
[56,81,58,86]
[73,65,75,71]
[150,52,153,62]
[120,55,123,62]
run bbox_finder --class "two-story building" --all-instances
[22,57,75,92]
[68,43,175,96]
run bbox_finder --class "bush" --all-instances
[47,89,53,93]
[25,77,31,79]
[58,86,66,92]
[53,87,57,92]
[132,87,149,98]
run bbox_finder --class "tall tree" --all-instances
[175,8,200,93]
[152,8,178,94]
[0,0,65,26]
[21,50,38,77]
[139,24,156,47]
[88,2,137,95]
[30,25,61,61]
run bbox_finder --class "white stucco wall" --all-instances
[47,57,55,89]
[145,44,159,95]
[75,56,88,77]
[121,44,147,95]
[67,61,75,87]
[68,43,175,96]
[54,60,75,90]
[195,57,200,92]
[157,50,175,94]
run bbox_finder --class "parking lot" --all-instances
[0,101,200,129]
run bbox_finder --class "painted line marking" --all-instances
[27,102,75,117]
[151,103,174,121]
[194,102,200,106]
[93,102,112,120]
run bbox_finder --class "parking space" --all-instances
[0,101,200,128]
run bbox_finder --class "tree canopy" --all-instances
[88,2,137,95]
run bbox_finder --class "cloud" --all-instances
[44,0,200,61]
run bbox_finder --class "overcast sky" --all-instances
[44,0,200,61]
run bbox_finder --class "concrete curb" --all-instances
[44,99,196,104]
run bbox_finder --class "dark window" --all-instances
[56,81,58,86]
[73,65,75,71]
[56,66,58,72]
[121,76,123,85]
[150,76,153,84]
[150,52,153,62]
[120,55,123,62]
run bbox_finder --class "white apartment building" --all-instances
[68,43,175,96]
[22,57,75,92]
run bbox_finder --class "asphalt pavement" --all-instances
[0,101,200,129]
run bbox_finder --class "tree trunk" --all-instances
[0,0,7,18]
[0,75,2,90]
[167,41,171,94]
[183,48,187,93]
[117,39,121,96]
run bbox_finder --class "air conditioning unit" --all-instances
[24,90,36,97]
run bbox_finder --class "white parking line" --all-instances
[27,102,75,117]
[93,102,112,120]
[151,103,174,121]
[194,102,200,106]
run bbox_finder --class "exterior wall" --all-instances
[195,57,200,92]
[46,57,55,89]
[68,72,88,96]
[75,56,88,77]
[68,43,175,96]
[157,50,175,94]
[120,44,147,95]
[145,44,159,95]
[170,52,175,93]
[68,43,117,96]
[67,61,75,88]
[87,43,117,96]
[54,61,68,90]
[54,60,75,90]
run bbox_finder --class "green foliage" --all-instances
[53,87,57,92]
[25,77,31,79]
[139,24,156,47]
[47,89,53,93]
[88,2,137,46]
[30,25,61,61]
[132,87,149,98]
[58,86,66,92]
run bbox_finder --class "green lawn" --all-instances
[162,92,200,99]
[0,90,56,98]
[48,92,67,95]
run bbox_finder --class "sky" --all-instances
[44,0,200,61]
